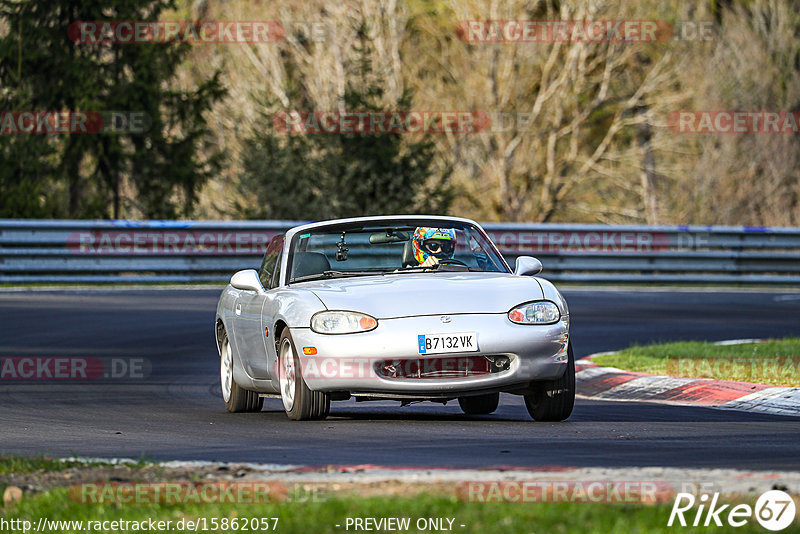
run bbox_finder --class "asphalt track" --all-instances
[1,288,799,470]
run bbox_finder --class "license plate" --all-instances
[417,332,478,354]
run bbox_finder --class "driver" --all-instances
[411,227,456,267]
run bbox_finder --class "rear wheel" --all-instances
[458,393,499,415]
[524,343,575,421]
[278,329,330,421]
[220,331,263,413]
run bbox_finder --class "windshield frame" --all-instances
[282,217,511,285]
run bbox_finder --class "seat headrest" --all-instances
[402,240,417,267]
[292,252,331,279]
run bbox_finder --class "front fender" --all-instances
[215,285,239,354]
[535,277,569,317]
[271,287,328,330]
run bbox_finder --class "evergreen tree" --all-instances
[0,0,224,218]
[239,32,452,220]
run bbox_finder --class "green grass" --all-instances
[592,338,800,386]
[2,486,788,534]
[0,456,120,475]
[0,456,150,496]
[2,457,797,533]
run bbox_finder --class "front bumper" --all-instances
[288,313,569,394]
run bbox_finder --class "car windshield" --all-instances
[288,221,508,283]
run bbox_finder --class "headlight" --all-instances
[508,301,560,325]
[311,311,378,334]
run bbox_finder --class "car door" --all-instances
[259,247,284,383]
[231,236,283,380]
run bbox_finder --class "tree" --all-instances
[675,0,800,226]
[235,14,451,219]
[0,0,225,218]
[240,88,451,220]
[403,0,685,223]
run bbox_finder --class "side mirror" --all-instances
[230,269,265,294]
[514,256,542,276]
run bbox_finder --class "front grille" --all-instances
[374,355,509,379]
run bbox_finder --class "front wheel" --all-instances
[220,331,263,413]
[523,343,575,421]
[278,329,330,421]
[458,393,499,415]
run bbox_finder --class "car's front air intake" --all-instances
[374,355,510,379]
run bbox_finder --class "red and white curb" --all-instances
[576,340,800,416]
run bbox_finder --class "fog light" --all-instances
[491,356,510,371]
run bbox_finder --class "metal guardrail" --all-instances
[1,219,800,284]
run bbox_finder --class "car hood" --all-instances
[297,272,544,318]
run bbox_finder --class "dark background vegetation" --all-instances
[0,0,798,224]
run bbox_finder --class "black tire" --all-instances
[278,329,330,421]
[523,342,575,421]
[458,393,500,415]
[220,331,263,413]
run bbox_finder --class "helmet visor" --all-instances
[422,239,455,256]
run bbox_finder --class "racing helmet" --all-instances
[412,227,456,264]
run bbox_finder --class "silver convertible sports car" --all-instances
[215,215,573,421]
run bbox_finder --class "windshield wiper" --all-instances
[392,263,474,274]
[290,270,383,283]
[393,265,437,273]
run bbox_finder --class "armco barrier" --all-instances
[1,219,799,284]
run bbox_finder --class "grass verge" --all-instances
[2,457,797,533]
[3,486,786,534]
[0,456,120,475]
[591,338,800,386]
